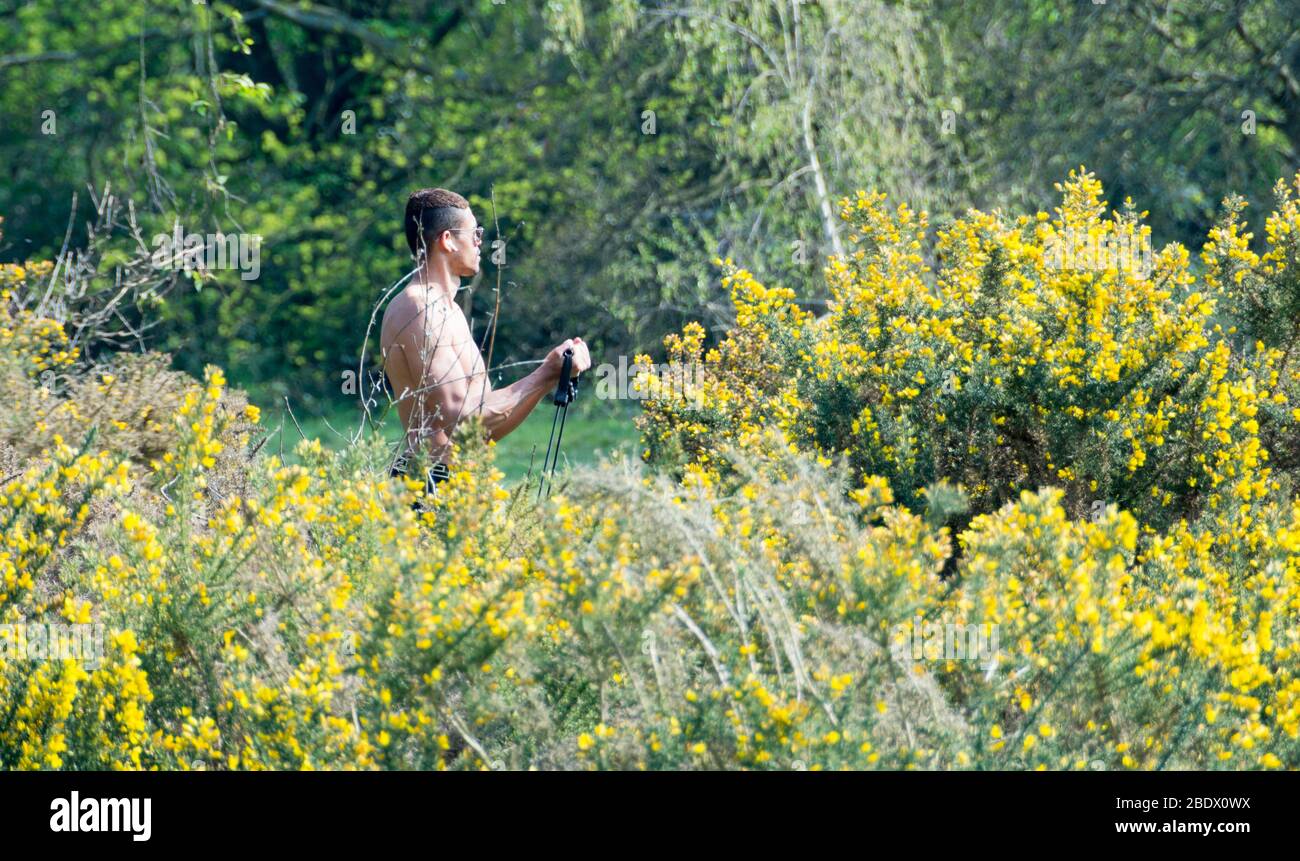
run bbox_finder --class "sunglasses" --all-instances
[447,226,485,242]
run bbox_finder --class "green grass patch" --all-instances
[254,393,643,486]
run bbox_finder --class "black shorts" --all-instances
[390,461,450,497]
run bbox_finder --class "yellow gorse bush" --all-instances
[635,168,1300,768]
[642,168,1300,534]
[3,171,1300,769]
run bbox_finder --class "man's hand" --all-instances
[544,337,592,382]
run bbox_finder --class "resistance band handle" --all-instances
[570,362,581,399]
[553,348,577,406]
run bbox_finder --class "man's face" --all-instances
[443,210,481,277]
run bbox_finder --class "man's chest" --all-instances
[430,303,484,377]
[384,294,483,381]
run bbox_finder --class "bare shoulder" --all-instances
[382,287,453,350]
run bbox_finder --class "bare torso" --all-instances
[379,284,488,463]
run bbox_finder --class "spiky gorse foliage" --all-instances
[636,168,1300,768]
[2,170,1299,770]
[641,169,1300,534]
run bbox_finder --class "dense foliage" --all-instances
[8,1,1297,407]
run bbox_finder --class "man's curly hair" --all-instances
[404,188,470,259]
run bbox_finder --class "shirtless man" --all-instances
[380,187,591,490]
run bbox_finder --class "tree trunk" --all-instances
[801,90,844,261]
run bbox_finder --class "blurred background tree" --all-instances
[935,0,1299,240]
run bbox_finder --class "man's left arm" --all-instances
[466,337,590,441]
